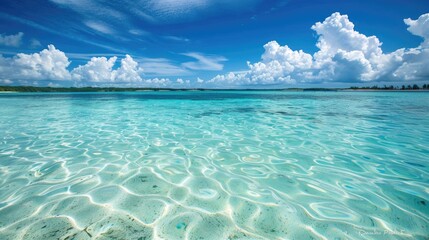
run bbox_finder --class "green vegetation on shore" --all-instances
[0,86,207,92]
[0,84,428,92]
[350,84,429,90]
[0,86,341,92]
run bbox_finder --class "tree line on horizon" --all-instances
[0,84,429,92]
[0,86,197,92]
[350,84,429,90]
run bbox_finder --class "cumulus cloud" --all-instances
[144,77,171,86]
[0,45,145,83]
[113,55,144,82]
[182,52,227,71]
[72,54,143,82]
[211,12,429,86]
[392,48,429,80]
[71,56,117,82]
[404,13,429,47]
[0,44,71,81]
[0,44,208,85]
[3,12,429,88]
[0,32,24,47]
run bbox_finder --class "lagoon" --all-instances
[0,91,428,239]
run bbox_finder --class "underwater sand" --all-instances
[0,91,428,239]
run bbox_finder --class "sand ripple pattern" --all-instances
[0,91,428,239]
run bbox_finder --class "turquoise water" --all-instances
[0,91,428,239]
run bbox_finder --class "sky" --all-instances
[0,0,428,88]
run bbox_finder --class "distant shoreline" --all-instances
[0,86,429,93]
[340,89,429,92]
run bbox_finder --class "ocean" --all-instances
[0,91,428,239]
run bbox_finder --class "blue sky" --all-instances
[0,0,428,88]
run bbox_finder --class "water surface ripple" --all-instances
[0,91,428,239]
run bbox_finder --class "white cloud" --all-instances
[129,29,151,36]
[261,41,313,70]
[66,52,123,60]
[311,13,383,60]
[0,45,145,83]
[72,54,143,82]
[71,56,117,82]
[144,77,171,86]
[391,13,429,80]
[174,78,190,86]
[47,82,61,87]
[404,13,429,47]
[211,12,429,86]
[30,39,42,48]
[0,79,13,84]
[163,35,190,42]
[139,58,191,76]
[0,44,71,81]
[84,21,115,34]
[0,45,203,86]
[209,68,295,86]
[392,48,429,80]
[5,12,429,88]
[113,55,144,82]
[182,52,227,71]
[0,32,24,47]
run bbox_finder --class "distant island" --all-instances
[0,84,428,92]
[349,84,429,91]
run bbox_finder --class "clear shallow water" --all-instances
[0,91,428,240]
